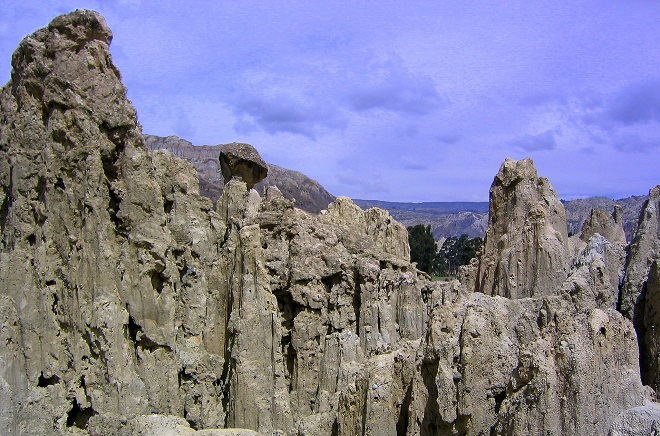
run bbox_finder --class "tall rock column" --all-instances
[620,185,660,391]
[475,158,570,298]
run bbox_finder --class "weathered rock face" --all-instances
[562,233,626,311]
[0,10,229,433]
[564,196,648,243]
[475,158,570,299]
[580,207,627,246]
[219,142,268,190]
[619,186,660,392]
[0,10,654,436]
[609,402,660,436]
[422,293,645,435]
[641,261,660,394]
[621,186,660,319]
[560,208,628,312]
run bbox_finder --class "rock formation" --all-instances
[219,142,268,190]
[620,186,660,392]
[559,208,628,312]
[475,157,570,299]
[145,134,336,213]
[579,206,627,246]
[0,9,655,436]
[565,195,648,243]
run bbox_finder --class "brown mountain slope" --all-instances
[144,134,335,213]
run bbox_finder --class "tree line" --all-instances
[407,224,484,277]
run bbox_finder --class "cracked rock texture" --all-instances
[619,186,660,392]
[475,157,570,299]
[0,9,655,436]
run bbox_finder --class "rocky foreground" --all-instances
[1,10,659,436]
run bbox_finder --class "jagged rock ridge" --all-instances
[145,134,335,213]
[0,9,656,436]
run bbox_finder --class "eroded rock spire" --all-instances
[475,157,570,298]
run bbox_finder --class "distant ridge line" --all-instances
[353,199,489,213]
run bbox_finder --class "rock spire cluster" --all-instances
[0,9,658,435]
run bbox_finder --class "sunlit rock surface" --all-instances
[0,9,655,436]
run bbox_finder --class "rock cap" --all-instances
[218,142,268,190]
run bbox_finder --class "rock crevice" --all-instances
[0,9,656,436]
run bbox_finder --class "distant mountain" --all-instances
[144,134,335,213]
[353,200,489,239]
[356,196,647,242]
[144,135,648,241]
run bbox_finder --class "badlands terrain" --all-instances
[0,9,659,435]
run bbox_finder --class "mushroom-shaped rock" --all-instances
[219,142,268,189]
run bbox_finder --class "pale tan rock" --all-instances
[0,10,653,436]
[475,158,570,298]
[420,293,646,435]
[609,403,660,436]
[620,185,660,319]
[145,134,336,214]
[562,233,626,311]
[620,186,660,392]
[641,261,660,393]
[127,415,263,435]
[580,207,627,245]
[324,196,411,260]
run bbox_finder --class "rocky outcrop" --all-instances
[423,292,645,435]
[565,195,648,243]
[619,186,660,391]
[641,261,660,395]
[609,402,660,436]
[355,197,645,242]
[621,186,660,318]
[0,9,654,436]
[219,142,268,190]
[561,208,628,312]
[475,158,570,299]
[145,134,336,213]
[580,207,627,245]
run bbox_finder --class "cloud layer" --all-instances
[0,1,658,201]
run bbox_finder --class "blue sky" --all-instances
[1,1,658,201]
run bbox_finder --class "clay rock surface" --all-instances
[475,158,570,298]
[565,196,647,243]
[579,207,627,245]
[422,292,645,435]
[609,402,660,436]
[0,9,654,436]
[219,142,268,189]
[619,186,660,391]
[560,208,628,312]
[621,186,660,319]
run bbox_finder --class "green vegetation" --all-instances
[437,234,483,276]
[407,224,441,275]
[407,225,483,278]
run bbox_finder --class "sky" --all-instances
[1,1,658,202]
